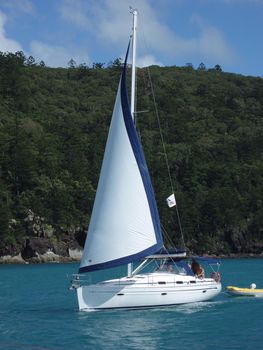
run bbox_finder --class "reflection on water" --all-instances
[75,291,263,350]
[76,299,230,350]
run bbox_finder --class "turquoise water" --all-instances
[0,259,263,350]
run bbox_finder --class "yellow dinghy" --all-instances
[226,284,263,297]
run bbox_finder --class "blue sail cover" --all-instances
[79,43,163,273]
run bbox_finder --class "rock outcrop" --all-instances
[0,236,83,264]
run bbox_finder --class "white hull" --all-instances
[76,272,222,311]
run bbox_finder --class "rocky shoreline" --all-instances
[0,249,83,265]
[0,236,83,265]
[1,210,262,265]
[1,242,262,265]
[1,254,263,265]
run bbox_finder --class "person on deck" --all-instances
[191,259,204,278]
[167,264,174,273]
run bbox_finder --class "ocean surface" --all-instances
[0,258,263,350]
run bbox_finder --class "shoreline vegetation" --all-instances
[0,52,263,259]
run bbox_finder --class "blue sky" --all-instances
[0,0,262,76]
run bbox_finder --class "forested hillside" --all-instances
[0,51,263,260]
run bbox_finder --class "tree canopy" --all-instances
[0,51,262,255]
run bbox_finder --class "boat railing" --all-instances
[115,273,218,287]
[69,271,219,290]
[69,274,93,289]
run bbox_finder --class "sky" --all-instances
[0,0,262,76]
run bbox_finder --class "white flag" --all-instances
[166,193,176,208]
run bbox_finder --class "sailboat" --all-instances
[71,9,222,311]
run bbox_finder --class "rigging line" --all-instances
[136,13,174,192]
[147,65,186,249]
[146,70,174,194]
[175,206,186,249]
[161,224,175,248]
[138,13,185,249]
[162,224,184,251]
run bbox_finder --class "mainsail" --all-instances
[79,44,163,273]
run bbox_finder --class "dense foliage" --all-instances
[0,51,262,255]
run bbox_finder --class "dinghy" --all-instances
[70,9,222,311]
[226,284,263,297]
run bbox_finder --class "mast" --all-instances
[130,8,137,121]
[128,8,138,278]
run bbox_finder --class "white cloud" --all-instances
[58,0,173,66]
[189,15,235,64]
[30,40,90,67]
[0,0,238,69]
[58,0,235,65]
[198,25,234,63]
[0,0,35,16]
[137,54,163,67]
[59,0,91,29]
[0,10,23,52]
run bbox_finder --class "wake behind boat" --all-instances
[70,9,222,311]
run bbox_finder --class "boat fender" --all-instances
[211,272,221,283]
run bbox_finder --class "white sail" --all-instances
[79,48,163,273]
